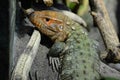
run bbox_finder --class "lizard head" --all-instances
[29,10,70,42]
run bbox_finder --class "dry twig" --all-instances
[43,0,53,6]
[11,30,41,80]
[43,0,79,6]
[98,62,120,79]
[89,0,120,62]
[60,10,87,27]
[70,0,79,3]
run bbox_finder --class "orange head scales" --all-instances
[26,10,71,42]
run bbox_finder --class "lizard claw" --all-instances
[49,56,61,72]
[29,70,39,80]
[48,42,65,72]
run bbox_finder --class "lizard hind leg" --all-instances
[48,42,66,72]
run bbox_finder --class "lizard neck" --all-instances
[66,22,88,44]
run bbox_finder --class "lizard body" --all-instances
[59,24,100,80]
[48,15,101,80]
[27,10,101,80]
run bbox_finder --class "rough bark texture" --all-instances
[89,0,120,63]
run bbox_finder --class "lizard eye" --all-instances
[45,18,50,22]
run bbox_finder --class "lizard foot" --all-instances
[48,42,66,72]
[48,56,61,72]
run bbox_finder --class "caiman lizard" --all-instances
[18,7,120,79]
[26,10,101,80]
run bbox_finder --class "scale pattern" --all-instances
[28,10,101,80]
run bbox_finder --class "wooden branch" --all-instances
[43,0,53,6]
[60,10,87,27]
[11,30,41,80]
[43,0,79,6]
[99,62,120,79]
[69,0,79,3]
[89,0,120,62]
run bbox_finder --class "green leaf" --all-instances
[67,2,77,10]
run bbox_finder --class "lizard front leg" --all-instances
[48,42,66,72]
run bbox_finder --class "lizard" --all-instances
[26,10,101,80]
[13,1,120,80]
[18,4,120,79]
[27,10,120,80]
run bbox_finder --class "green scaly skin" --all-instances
[48,17,101,80]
